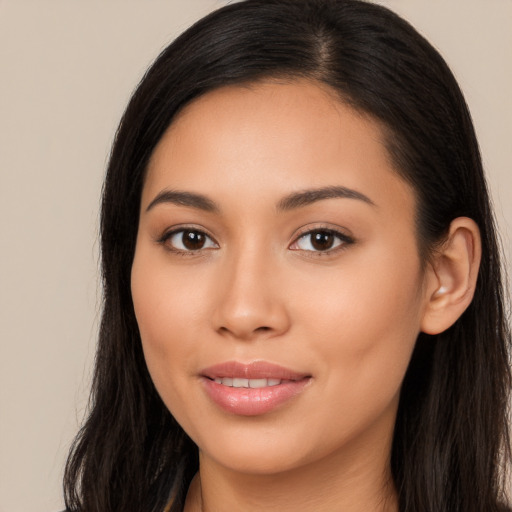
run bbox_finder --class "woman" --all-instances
[63,0,511,511]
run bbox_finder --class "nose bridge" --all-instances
[213,241,289,340]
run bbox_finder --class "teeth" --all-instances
[249,379,267,388]
[232,378,249,388]
[213,377,283,388]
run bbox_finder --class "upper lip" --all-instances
[201,361,310,381]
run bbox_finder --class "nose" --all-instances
[211,248,291,341]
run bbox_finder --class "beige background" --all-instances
[0,1,510,511]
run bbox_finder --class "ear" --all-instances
[421,217,481,335]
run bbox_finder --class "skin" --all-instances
[131,80,480,511]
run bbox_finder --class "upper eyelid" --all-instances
[157,225,217,243]
[292,224,353,240]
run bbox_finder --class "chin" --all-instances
[202,445,311,476]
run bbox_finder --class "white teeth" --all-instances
[213,377,283,388]
[232,378,249,388]
[248,378,267,388]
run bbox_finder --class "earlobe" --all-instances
[420,217,481,335]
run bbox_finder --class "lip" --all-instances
[201,360,309,380]
[200,361,311,416]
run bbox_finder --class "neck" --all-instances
[184,435,398,512]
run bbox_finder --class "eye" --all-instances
[289,229,353,253]
[160,228,218,253]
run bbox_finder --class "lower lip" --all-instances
[202,378,311,416]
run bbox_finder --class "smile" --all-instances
[201,361,311,416]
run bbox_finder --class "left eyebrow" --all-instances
[145,189,220,213]
[276,186,375,211]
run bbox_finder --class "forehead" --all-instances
[144,79,414,218]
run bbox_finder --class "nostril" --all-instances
[217,324,274,339]
[213,295,290,340]
[255,326,272,332]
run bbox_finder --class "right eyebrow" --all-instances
[145,189,220,213]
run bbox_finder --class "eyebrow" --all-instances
[276,186,375,211]
[146,189,220,213]
[145,185,375,214]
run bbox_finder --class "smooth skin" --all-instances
[131,80,481,512]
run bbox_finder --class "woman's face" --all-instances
[131,80,430,476]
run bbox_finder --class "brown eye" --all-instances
[290,229,352,253]
[311,231,335,251]
[182,230,206,250]
[164,229,218,252]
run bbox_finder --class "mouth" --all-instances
[211,377,285,388]
[201,360,310,381]
[200,361,311,416]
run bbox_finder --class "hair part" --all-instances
[64,1,511,511]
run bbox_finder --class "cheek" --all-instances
[299,247,425,399]
[130,248,207,396]
[132,239,210,335]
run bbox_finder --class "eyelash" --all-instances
[157,227,219,256]
[157,226,354,256]
[289,227,354,255]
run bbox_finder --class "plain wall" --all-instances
[0,1,510,511]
